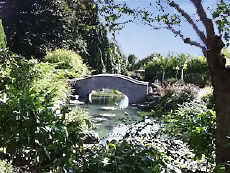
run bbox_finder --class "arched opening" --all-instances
[83,88,138,137]
[89,88,129,109]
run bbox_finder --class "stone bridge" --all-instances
[70,74,149,104]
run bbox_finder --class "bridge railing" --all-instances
[70,74,149,86]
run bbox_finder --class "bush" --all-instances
[65,107,91,143]
[44,49,89,78]
[76,140,166,173]
[144,82,215,164]
[148,84,198,117]
[165,101,216,163]
[200,87,215,109]
[0,50,90,171]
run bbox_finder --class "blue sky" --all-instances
[111,0,219,59]
[115,23,202,59]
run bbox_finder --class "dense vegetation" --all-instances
[0,0,229,172]
[44,49,89,78]
[0,49,91,172]
[133,53,209,86]
[100,0,230,168]
[1,0,127,74]
[144,84,215,163]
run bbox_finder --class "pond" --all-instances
[75,89,142,138]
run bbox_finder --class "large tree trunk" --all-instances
[206,36,230,171]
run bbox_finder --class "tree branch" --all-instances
[190,0,215,39]
[169,1,207,45]
[145,23,167,30]
[167,24,206,51]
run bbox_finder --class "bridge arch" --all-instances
[70,74,149,104]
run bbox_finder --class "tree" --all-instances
[99,0,230,170]
[106,42,127,74]
[133,53,162,70]
[0,0,115,73]
[0,0,87,58]
[127,54,137,71]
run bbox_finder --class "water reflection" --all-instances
[80,104,140,138]
[78,89,140,137]
[89,89,128,108]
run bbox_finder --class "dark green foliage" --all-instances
[0,19,6,48]
[2,0,88,58]
[165,101,216,163]
[1,0,114,74]
[184,57,209,86]
[128,54,137,65]
[144,54,209,86]
[202,92,215,109]
[0,49,89,171]
[127,54,138,71]
[147,84,198,117]
[144,54,184,82]
[133,53,162,70]
[76,141,166,173]
[213,1,230,46]
[146,84,215,163]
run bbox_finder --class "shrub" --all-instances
[44,49,89,78]
[0,50,90,171]
[33,63,70,106]
[200,87,215,109]
[145,82,215,164]
[76,140,166,173]
[165,101,216,163]
[65,107,91,143]
[148,84,198,117]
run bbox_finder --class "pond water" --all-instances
[79,104,141,137]
[76,89,142,138]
